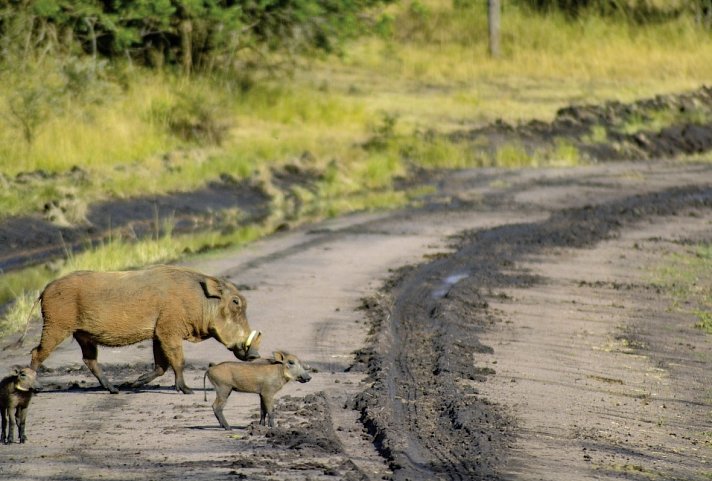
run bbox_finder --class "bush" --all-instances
[0,0,394,74]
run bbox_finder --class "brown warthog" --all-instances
[29,265,262,394]
[1,367,40,444]
[203,351,312,428]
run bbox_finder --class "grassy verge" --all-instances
[654,243,712,334]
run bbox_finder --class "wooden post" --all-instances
[179,19,193,75]
[488,0,501,58]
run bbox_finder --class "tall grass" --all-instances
[2,2,708,181]
[339,1,712,126]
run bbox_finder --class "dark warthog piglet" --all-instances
[203,351,312,428]
[1,367,40,444]
[27,265,262,394]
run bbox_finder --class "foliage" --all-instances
[0,0,392,73]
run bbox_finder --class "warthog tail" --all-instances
[203,366,213,402]
[4,296,41,351]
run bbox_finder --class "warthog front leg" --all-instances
[131,341,169,389]
[5,405,16,443]
[259,394,276,427]
[74,332,118,394]
[16,407,28,443]
[212,385,233,430]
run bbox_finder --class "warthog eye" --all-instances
[288,360,295,366]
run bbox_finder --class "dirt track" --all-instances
[2,161,712,480]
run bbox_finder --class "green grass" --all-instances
[654,243,712,334]
[616,107,712,136]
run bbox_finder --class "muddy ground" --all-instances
[1,91,712,480]
[1,162,712,480]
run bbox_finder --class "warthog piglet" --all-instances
[1,367,40,444]
[203,351,312,429]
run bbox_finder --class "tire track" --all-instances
[355,183,712,480]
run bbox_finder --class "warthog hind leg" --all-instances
[31,326,72,371]
[260,394,276,427]
[74,332,118,394]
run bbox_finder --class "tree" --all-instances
[0,0,393,73]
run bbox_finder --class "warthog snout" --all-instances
[233,330,261,361]
[246,344,260,361]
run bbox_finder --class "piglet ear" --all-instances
[272,351,285,364]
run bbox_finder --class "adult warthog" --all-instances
[27,265,262,394]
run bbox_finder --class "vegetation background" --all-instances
[1,0,712,335]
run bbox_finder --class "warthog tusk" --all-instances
[246,330,259,348]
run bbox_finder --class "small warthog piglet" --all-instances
[1,367,40,444]
[203,351,312,429]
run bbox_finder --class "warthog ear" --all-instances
[272,351,285,364]
[201,277,223,299]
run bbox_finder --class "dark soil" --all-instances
[452,85,712,161]
[0,178,271,271]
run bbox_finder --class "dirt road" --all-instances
[1,161,712,480]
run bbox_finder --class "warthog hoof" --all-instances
[176,384,194,395]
